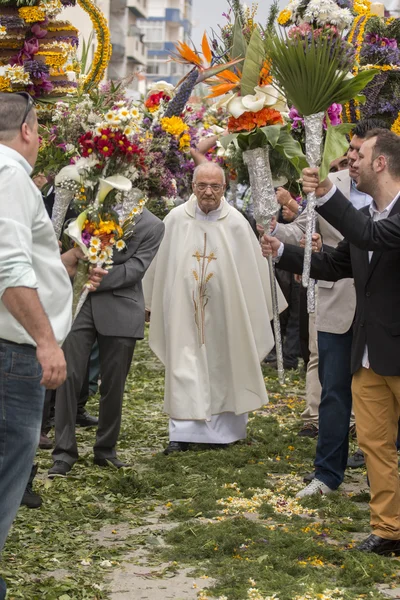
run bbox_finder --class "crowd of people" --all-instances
[1,87,400,600]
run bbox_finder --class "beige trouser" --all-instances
[352,367,400,539]
[301,311,321,426]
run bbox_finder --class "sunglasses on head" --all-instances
[16,92,35,128]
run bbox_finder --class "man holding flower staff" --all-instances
[261,128,400,556]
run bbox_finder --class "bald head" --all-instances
[192,161,226,215]
[193,161,225,184]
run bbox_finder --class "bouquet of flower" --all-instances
[266,0,377,305]
[63,186,147,317]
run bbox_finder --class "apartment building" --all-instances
[138,0,193,87]
[64,0,148,97]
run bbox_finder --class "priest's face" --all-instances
[193,166,226,214]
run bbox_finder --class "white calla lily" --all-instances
[226,95,248,118]
[254,84,280,106]
[226,84,286,118]
[96,175,132,205]
[55,165,82,185]
[242,91,268,113]
[214,92,237,110]
[64,210,88,254]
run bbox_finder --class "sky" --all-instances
[191,0,286,48]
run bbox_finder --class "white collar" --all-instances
[369,192,400,217]
[195,198,224,218]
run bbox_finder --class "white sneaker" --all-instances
[296,478,334,498]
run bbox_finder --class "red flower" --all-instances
[79,131,96,157]
[144,91,171,109]
[97,139,115,157]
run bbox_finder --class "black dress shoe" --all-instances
[356,534,400,556]
[76,410,98,428]
[347,448,365,468]
[21,465,42,508]
[297,423,318,438]
[48,460,71,478]
[39,431,53,450]
[163,441,189,455]
[93,457,129,468]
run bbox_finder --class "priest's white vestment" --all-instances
[143,195,286,443]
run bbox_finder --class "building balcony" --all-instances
[111,42,126,60]
[127,0,147,18]
[126,35,147,65]
[165,8,182,23]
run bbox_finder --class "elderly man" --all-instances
[144,161,285,454]
[261,128,400,556]
[0,92,105,599]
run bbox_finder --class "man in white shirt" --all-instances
[0,92,105,599]
[261,128,400,556]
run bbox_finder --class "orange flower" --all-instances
[259,60,272,86]
[254,107,283,127]
[228,108,283,133]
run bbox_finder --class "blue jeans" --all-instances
[0,339,44,598]
[315,329,353,490]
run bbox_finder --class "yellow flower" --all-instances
[0,76,12,92]
[105,111,115,122]
[19,6,46,22]
[115,240,126,251]
[89,246,98,255]
[391,113,400,136]
[277,9,292,25]
[179,133,191,150]
[160,116,189,137]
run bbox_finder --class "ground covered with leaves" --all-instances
[2,332,400,600]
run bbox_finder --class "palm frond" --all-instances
[266,33,377,115]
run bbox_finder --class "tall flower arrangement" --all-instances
[0,0,80,98]
[213,6,309,384]
[345,6,400,125]
[266,0,377,310]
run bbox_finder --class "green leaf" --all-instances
[275,127,308,174]
[319,119,354,181]
[260,124,283,148]
[241,27,265,96]
[220,133,239,150]
[231,17,247,63]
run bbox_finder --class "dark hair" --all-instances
[365,129,400,179]
[353,118,390,138]
[0,92,36,141]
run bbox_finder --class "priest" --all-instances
[144,162,286,454]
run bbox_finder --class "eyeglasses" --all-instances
[16,92,34,129]
[195,183,223,192]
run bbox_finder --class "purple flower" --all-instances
[81,231,91,246]
[327,103,343,126]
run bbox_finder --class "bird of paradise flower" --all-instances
[192,233,217,346]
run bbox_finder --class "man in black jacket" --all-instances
[261,128,400,556]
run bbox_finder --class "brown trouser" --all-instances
[352,367,400,539]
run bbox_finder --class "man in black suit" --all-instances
[261,128,400,556]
